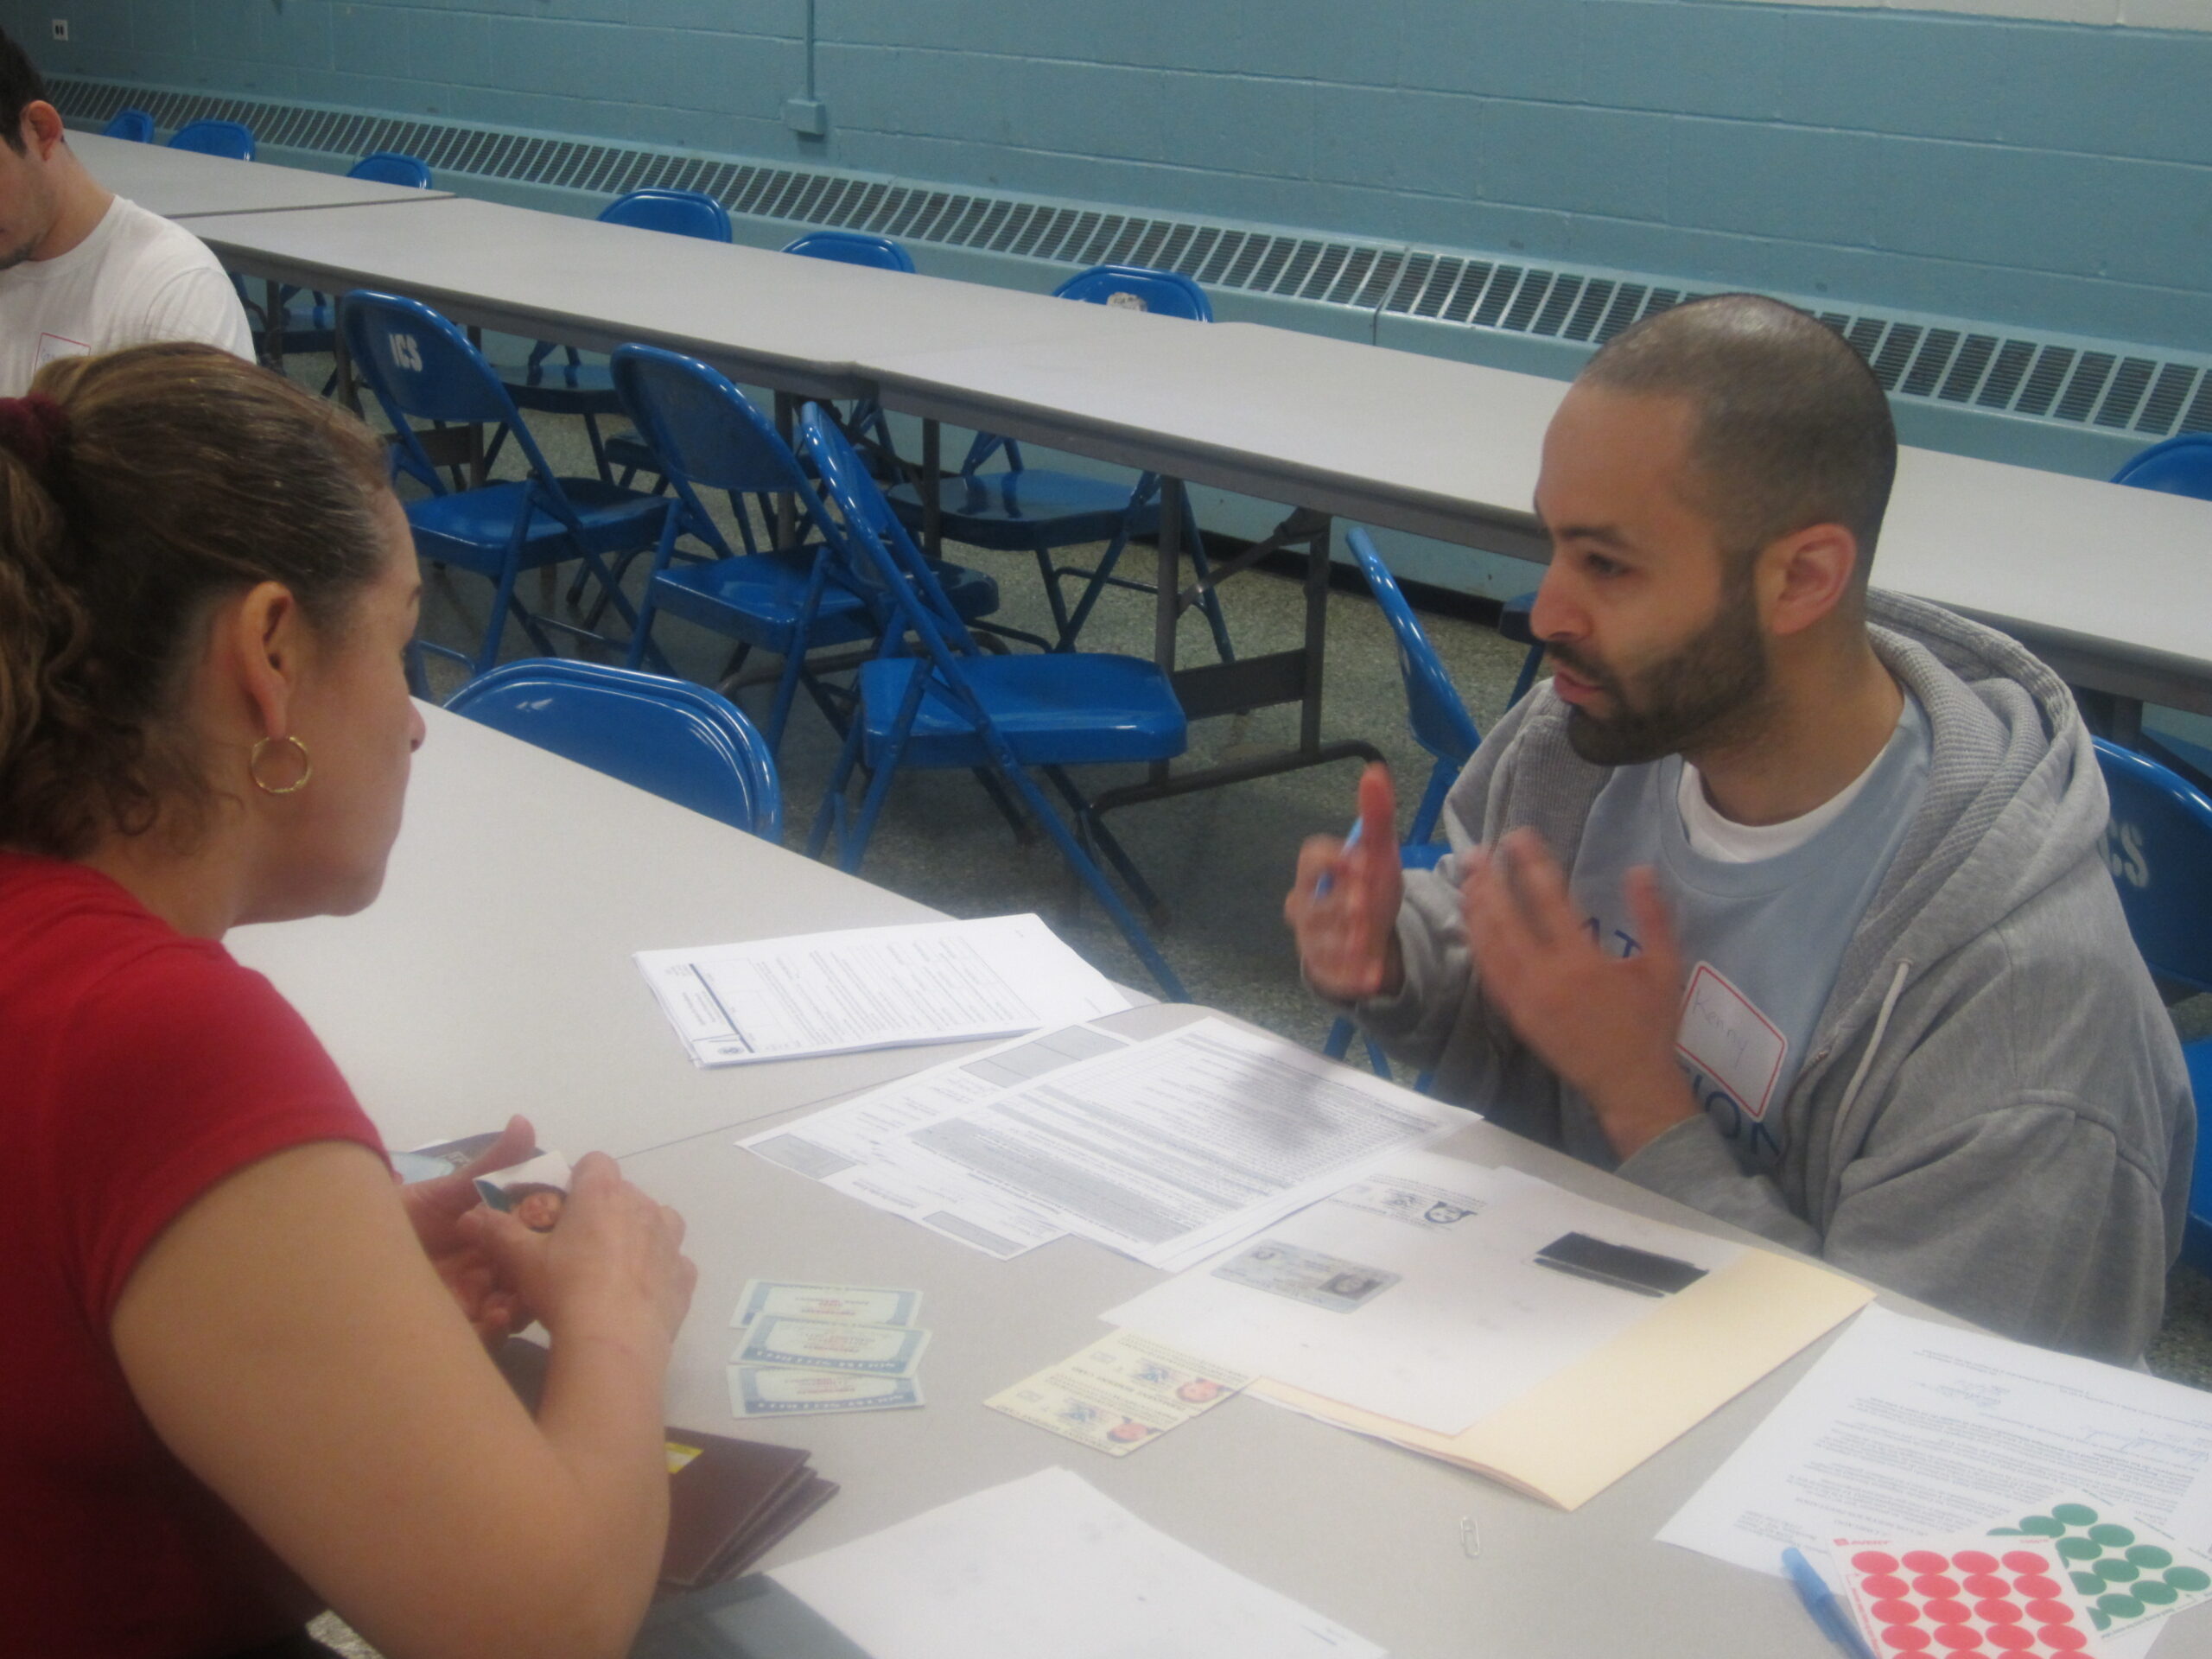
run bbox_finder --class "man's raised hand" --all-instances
[1286,762,1406,1001]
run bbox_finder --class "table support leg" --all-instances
[264,277,287,373]
[922,420,944,561]
[774,393,798,549]
[1150,478,1183,786]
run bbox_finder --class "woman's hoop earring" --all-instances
[249,734,313,797]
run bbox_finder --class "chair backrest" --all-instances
[348,150,433,189]
[339,289,558,491]
[447,659,782,841]
[609,345,830,540]
[799,404,980,659]
[1052,264,1212,322]
[2112,434,2212,501]
[1347,528,1482,771]
[167,119,256,160]
[2094,738,2212,994]
[599,188,732,242]
[781,230,914,273]
[101,108,155,143]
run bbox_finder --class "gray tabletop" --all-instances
[67,130,453,219]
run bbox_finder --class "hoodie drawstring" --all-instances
[1834,960,1912,1159]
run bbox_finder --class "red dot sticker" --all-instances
[1914,1575,1963,1599]
[2002,1552,2051,1574]
[1953,1550,1999,1574]
[1872,1600,1922,1626]
[2024,1600,2075,1625]
[1904,1551,1953,1573]
[1864,1574,1911,1599]
[1884,1630,1931,1653]
[1986,1629,2033,1654]
[2012,1576,2061,1599]
[1856,1551,1903,1573]
[2041,1627,2088,1652]
[1962,1575,2009,1598]
[1933,1626,1982,1650]
[1974,1599,2023,1624]
[1923,1599,1972,1625]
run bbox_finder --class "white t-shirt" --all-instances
[0,195,255,395]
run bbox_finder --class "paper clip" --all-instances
[1459,1516,1480,1559]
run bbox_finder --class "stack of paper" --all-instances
[743,1016,1466,1268]
[767,1466,1382,1659]
[638,914,1128,1068]
[1109,1148,1873,1510]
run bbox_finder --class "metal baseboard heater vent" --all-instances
[56,75,2212,445]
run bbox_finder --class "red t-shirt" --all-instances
[0,853,387,1658]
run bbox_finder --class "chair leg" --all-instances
[1003,765,1186,1002]
[1406,760,1456,850]
[763,639,807,754]
[1041,766,1164,922]
[1054,522,1136,652]
[479,563,527,674]
[806,719,866,860]
[1507,640,1545,708]
[1030,547,1075,644]
[1181,493,1236,664]
[971,767,1036,845]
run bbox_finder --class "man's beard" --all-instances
[1551,567,1773,768]
[0,235,39,274]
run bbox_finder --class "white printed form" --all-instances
[891,1017,1466,1270]
[636,914,1128,1067]
[1658,1305,2212,1576]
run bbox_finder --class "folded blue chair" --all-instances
[2091,739,2212,1272]
[611,343,998,753]
[167,118,255,159]
[340,289,666,675]
[448,659,780,841]
[101,108,155,143]
[799,404,1189,1000]
[1321,528,1484,1078]
[884,264,1235,661]
[488,188,733,484]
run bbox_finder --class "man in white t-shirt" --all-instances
[0,31,252,394]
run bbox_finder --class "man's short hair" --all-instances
[0,29,50,155]
[1579,293,1897,572]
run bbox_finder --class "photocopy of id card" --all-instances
[733,1317,931,1378]
[733,1281,924,1329]
[730,1367,925,1418]
[1109,1150,1740,1437]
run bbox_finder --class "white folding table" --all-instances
[68,130,454,219]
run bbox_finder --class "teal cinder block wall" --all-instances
[14,1,2210,349]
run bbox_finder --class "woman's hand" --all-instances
[460,1152,695,1353]
[399,1115,537,1344]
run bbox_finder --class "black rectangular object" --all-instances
[1534,1231,1707,1298]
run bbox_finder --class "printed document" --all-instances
[1107,1150,1741,1435]
[636,914,1127,1067]
[1658,1305,2212,1575]
[769,1465,1382,1659]
[887,1017,1465,1270]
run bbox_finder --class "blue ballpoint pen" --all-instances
[1313,817,1363,899]
[1783,1547,1876,1659]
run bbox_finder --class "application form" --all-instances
[1659,1305,2212,1575]
[636,914,1127,1067]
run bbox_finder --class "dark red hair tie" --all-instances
[0,393,71,478]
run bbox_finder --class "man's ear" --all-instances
[1758,522,1859,639]
[23,100,66,161]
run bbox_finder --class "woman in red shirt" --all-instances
[0,344,696,1659]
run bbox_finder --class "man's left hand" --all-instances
[397,1115,538,1344]
[1460,829,1699,1160]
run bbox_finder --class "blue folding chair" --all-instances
[1319,529,1485,1077]
[799,405,1190,1000]
[167,119,255,159]
[781,230,913,272]
[259,153,435,363]
[489,189,734,485]
[884,264,1236,661]
[2113,432,2212,499]
[340,290,666,675]
[611,344,1000,753]
[101,108,155,143]
[448,659,780,841]
[2091,739,2211,1271]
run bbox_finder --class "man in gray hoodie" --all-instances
[1288,294,2193,1365]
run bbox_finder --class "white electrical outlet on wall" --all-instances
[49,18,67,41]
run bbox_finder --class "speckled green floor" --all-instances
[308,364,2210,1396]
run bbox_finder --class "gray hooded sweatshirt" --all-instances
[1344,592,2194,1365]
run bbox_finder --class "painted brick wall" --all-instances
[14,1,2212,349]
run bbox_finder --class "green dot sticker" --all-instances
[2137,1580,2178,1605]
[2096,1592,2144,1619]
[2089,1608,2113,1630]
[2059,1536,2101,1560]
[2127,1545,2174,1569]
[2052,1503,2100,1527]
[2074,1570,2107,1597]
[2088,1523,2135,1548]
[2018,1514,2066,1536]
[2095,1559,2139,1583]
[2167,1566,2212,1592]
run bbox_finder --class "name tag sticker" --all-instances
[1675,962,1787,1121]
[35,332,90,367]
